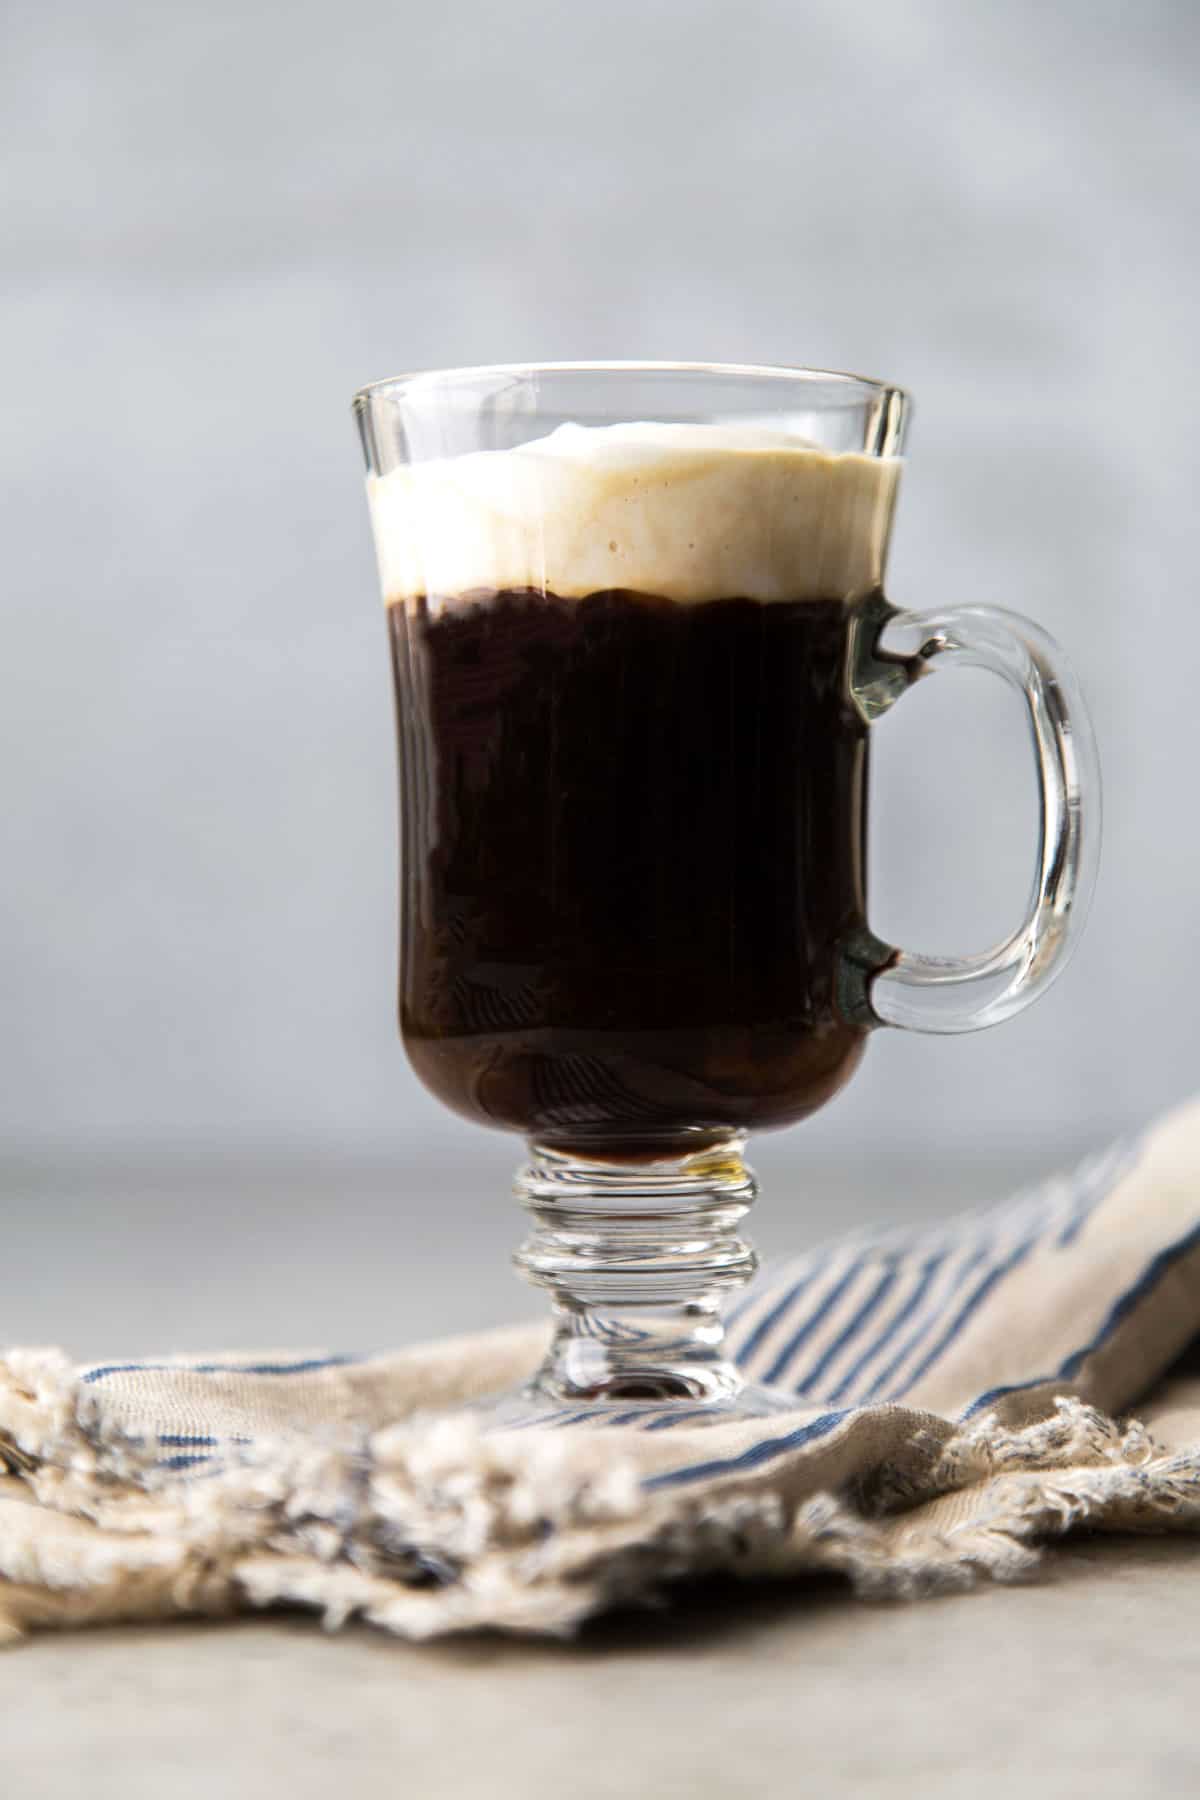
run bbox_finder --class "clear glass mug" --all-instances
[353,362,1100,1425]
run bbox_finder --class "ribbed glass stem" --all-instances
[513,1136,759,1403]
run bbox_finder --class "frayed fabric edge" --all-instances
[2,1350,1199,1645]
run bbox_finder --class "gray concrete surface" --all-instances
[6,1152,1198,1797]
[1,1146,1057,1355]
[8,1538,1200,1798]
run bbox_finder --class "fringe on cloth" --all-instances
[3,1347,1199,1644]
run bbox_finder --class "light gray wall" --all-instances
[4,0,1197,1162]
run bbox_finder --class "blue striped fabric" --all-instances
[74,1119,1200,1498]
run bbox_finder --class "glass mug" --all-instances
[352,362,1099,1426]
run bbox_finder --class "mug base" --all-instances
[468,1376,801,1433]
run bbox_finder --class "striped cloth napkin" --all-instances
[2,1098,1200,1644]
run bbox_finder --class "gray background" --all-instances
[3,0,1198,1353]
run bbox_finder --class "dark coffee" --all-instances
[390,587,886,1158]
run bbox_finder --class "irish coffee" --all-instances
[354,364,1098,1420]
[372,422,900,1157]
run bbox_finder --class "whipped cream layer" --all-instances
[368,421,900,607]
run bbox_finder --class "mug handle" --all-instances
[845,601,1101,1034]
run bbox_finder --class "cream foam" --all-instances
[367,421,900,607]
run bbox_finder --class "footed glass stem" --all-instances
[492,1136,797,1428]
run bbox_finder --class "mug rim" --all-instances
[351,359,909,413]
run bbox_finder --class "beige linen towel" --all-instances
[3,1099,1200,1644]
